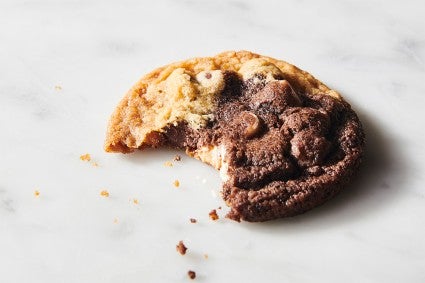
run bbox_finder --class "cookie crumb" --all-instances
[176,241,187,255]
[173,180,180,188]
[203,254,208,259]
[54,85,62,91]
[173,155,182,161]
[133,198,139,205]
[113,218,119,224]
[100,190,110,197]
[189,218,197,223]
[34,190,40,197]
[209,209,219,221]
[164,161,173,167]
[91,162,99,167]
[80,153,91,162]
[187,270,196,280]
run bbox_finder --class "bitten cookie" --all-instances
[105,51,365,222]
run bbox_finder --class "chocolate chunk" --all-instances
[282,107,330,135]
[226,129,295,189]
[250,80,301,114]
[222,110,263,140]
[290,130,331,167]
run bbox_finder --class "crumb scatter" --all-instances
[189,218,197,223]
[164,161,173,167]
[133,198,139,204]
[173,180,180,188]
[100,190,110,197]
[34,190,40,197]
[80,153,99,167]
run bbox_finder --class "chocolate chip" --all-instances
[241,111,260,139]
[205,72,212,79]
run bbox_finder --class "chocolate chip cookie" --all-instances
[105,51,365,222]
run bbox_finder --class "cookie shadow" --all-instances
[243,102,408,232]
[116,101,407,232]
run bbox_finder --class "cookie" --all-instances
[105,51,365,222]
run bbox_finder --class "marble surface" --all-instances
[1,0,425,282]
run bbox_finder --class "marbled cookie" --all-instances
[105,51,365,222]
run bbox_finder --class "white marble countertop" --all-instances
[1,0,425,282]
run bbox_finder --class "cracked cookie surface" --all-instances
[105,51,365,222]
